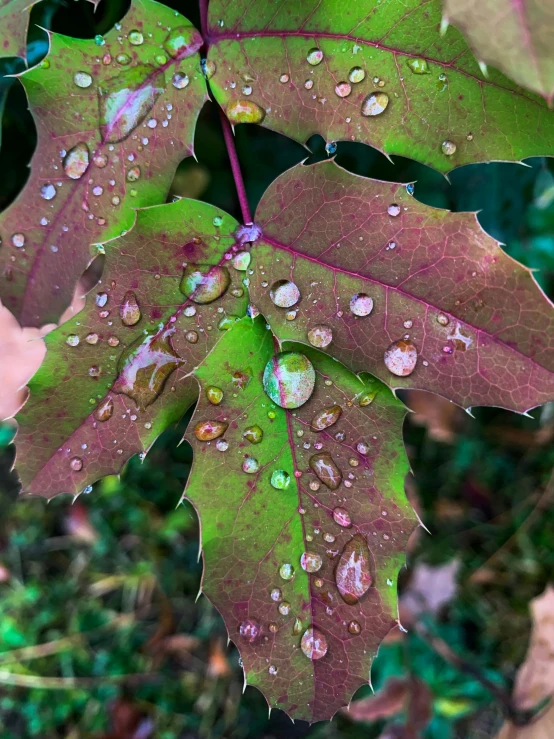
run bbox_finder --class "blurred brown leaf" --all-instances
[404,390,466,443]
[496,702,554,739]
[103,696,154,739]
[400,559,460,623]
[65,501,99,544]
[207,638,231,679]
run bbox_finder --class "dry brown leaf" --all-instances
[404,390,466,443]
[496,702,554,739]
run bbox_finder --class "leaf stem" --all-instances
[199,0,209,39]
[218,108,253,225]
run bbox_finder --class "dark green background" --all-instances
[1,1,553,736]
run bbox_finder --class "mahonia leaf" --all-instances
[444,0,554,104]
[248,161,554,413]
[14,199,250,497]
[206,0,554,172]
[0,0,40,60]
[184,316,416,722]
[0,0,207,327]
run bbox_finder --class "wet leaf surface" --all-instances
[249,160,554,413]
[0,0,207,326]
[206,0,554,173]
[184,317,416,722]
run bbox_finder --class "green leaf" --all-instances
[248,160,554,413]
[444,0,554,104]
[0,0,40,61]
[0,0,207,326]
[206,0,554,172]
[15,198,249,497]
[184,316,416,722]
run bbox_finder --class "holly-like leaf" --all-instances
[444,0,554,104]
[206,0,554,173]
[184,316,416,722]
[0,0,39,60]
[0,0,207,327]
[248,160,554,413]
[14,198,250,497]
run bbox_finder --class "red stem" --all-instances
[199,0,209,39]
[218,108,253,225]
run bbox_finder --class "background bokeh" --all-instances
[1,1,553,736]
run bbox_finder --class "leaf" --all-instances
[184,316,417,722]
[248,160,554,413]
[444,0,554,104]
[206,0,554,173]
[0,0,39,60]
[0,0,207,327]
[14,198,249,497]
[344,676,432,733]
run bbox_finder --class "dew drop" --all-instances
[293,617,303,635]
[279,73,289,83]
[270,469,291,490]
[300,552,322,573]
[66,334,79,347]
[232,251,251,271]
[311,405,342,432]
[12,233,25,248]
[243,425,263,444]
[304,79,314,90]
[94,397,114,422]
[86,332,99,345]
[194,420,228,441]
[128,30,144,45]
[387,203,401,217]
[437,313,449,326]
[239,619,261,643]
[441,140,457,156]
[356,441,369,455]
[306,48,323,65]
[263,352,315,409]
[269,279,300,308]
[348,66,365,83]
[334,81,351,97]
[279,601,291,615]
[270,587,282,602]
[361,91,389,116]
[384,339,418,376]
[63,143,90,180]
[407,58,429,74]
[335,534,372,604]
[172,72,189,89]
[74,71,92,88]
[268,665,278,675]
[116,53,131,65]
[226,100,265,124]
[185,330,198,343]
[242,84,253,96]
[70,456,83,471]
[119,291,141,326]
[126,166,141,182]
[242,457,260,474]
[333,507,351,527]
[183,305,196,317]
[180,264,230,304]
[359,389,377,406]
[216,439,228,451]
[307,324,333,348]
[309,452,342,490]
[202,59,216,79]
[279,563,295,581]
[348,620,362,635]
[300,627,328,660]
[40,183,56,201]
[206,386,223,405]
[349,293,373,317]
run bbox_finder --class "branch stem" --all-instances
[218,109,252,225]
[199,0,209,39]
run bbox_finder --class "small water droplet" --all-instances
[333,507,352,527]
[40,183,56,201]
[180,264,230,304]
[116,53,131,65]
[279,73,289,83]
[270,587,282,602]
[12,233,25,248]
[350,293,373,317]
[70,456,83,471]
[335,534,372,604]
[348,66,365,83]
[226,100,265,124]
[216,439,228,451]
[239,619,261,642]
[300,552,322,573]
[95,397,114,422]
[384,339,418,376]
[194,420,228,441]
[309,453,342,490]
[126,165,141,182]
[278,601,291,615]
[128,29,144,45]
[206,386,223,405]
[242,84,253,95]
[311,405,342,432]
[348,620,362,635]
[243,425,263,444]
[307,324,332,348]
[66,334,79,347]
[268,665,278,675]
[243,457,260,474]
[300,627,328,660]
[441,140,457,156]
[334,81,351,97]
[232,251,251,271]
[95,292,108,308]
[279,563,295,581]
[94,35,105,46]
[293,617,303,635]
[172,72,189,89]
[183,305,196,317]
[74,71,92,88]
[269,279,300,308]
[361,91,389,116]
[306,48,323,65]
[86,332,99,345]
[184,330,198,343]
[388,203,401,217]
[270,469,291,490]
[263,352,315,409]
[407,58,429,74]
[437,313,449,326]
[356,441,369,455]
[304,79,314,90]
[63,143,90,180]
[120,291,141,326]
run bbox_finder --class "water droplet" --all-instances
[98,65,165,143]
[128,30,144,45]
[126,165,141,182]
[306,48,323,65]
[243,425,263,444]
[356,441,369,455]
[279,73,289,83]
[108,336,120,347]
[94,397,114,422]
[70,456,83,471]
[242,84,253,96]
[232,251,251,271]
[348,66,365,83]
[270,469,291,490]
[333,507,351,527]
[120,291,141,326]
[307,324,332,348]
[407,58,429,74]
[63,143,90,180]
[201,59,216,79]
[94,154,108,168]
[403,319,413,329]
[268,665,278,675]
[387,203,401,217]
[12,233,25,248]
[206,386,223,405]
[94,35,105,46]
[300,552,322,573]
[335,534,372,604]
[384,339,418,376]
[112,329,182,409]
[226,100,265,124]
[180,264,230,304]
[194,420,228,441]
[334,81,351,97]
[437,313,449,326]
[116,53,131,65]
[441,140,457,156]
[279,563,295,581]
[270,587,282,602]
[231,287,244,298]
[183,305,196,317]
[293,617,303,635]
[74,71,92,88]
[243,457,260,474]
[311,405,342,432]
[216,439,228,451]
[348,620,362,635]
[40,59,50,69]
[304,79,314,90]
[349,293,373,317]
[361,91,389,116]
[185,330,198,343]
[66,334,79,347]
[164,26,203,58]
[172,72,189,89]
[239,619,261,642]
[300,627,328,660]
[88,366,100,377]
[359,388,377,406]
[86,332,99,345]
[269,279,300,308]
[309,453,342,490]
[263,352,315,409]
[40,183,56,201]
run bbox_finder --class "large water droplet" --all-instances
[172,72,189,89]
[384,339,418,376]
[335,534,372,605]
[407,58,429,74]
[120,291,141,326]
[206,386,223,405]
[309,452,342,490]
[242,457,260,474]
[311,405,342,432]
[300,627,328,660]
[349,293,373,317]
[243,425,263,444]
[94,397,114,422]
[164,26,203,58]
[307,324,333,348]
[239,619,261,643]
[269,279,300,308]
[74,71,92,88]
[441,140,457,156]
[194,420,228,441]
[180,264,230,304]
[348,66,365,83]
[333,507,352,527]
[98,66,164,143]
[300,552,322,573]
[306,48,323,65]
[263,352,315,409]
[128,30,144,45]
[361,92,389,116]
[226,100,265,124]
[112,329,182,409]
[270,469,291,490]
[63,143,90,180]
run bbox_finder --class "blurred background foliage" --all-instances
[1,0,554,737]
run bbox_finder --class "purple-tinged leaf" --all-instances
[249,161,554,413]
[184,316,416,722]
[206,0,554,172]
[14,199,248,498]
[0,0,207,326]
